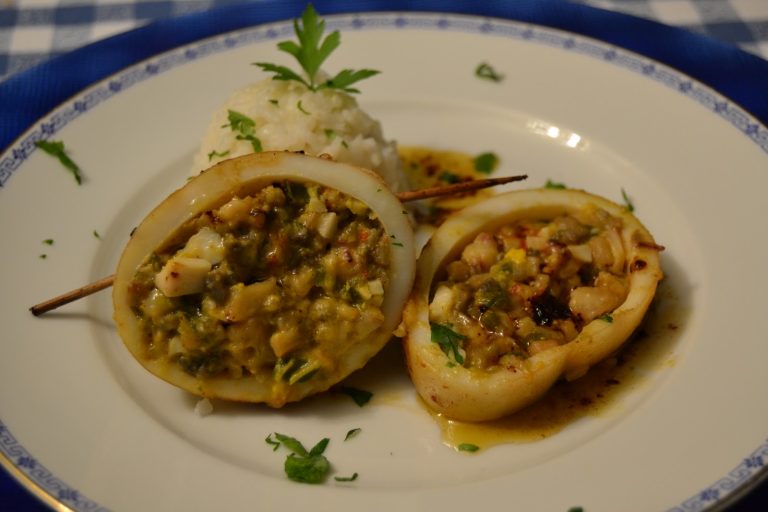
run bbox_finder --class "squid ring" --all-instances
[403,188,663,422]
[113,152,415,406]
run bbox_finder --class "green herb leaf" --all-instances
[253,62,311,88]
[439,171,461,184]
[334,473,358,482]
[318,68,381,94]
[42,239,54,245]
[457,443,480,452]
[207,149,230,161]
[286,4,339,83]
[224,110,263,153]
[268,432,332,484]
[225,110,253,133]
[621,188,635,212]
[254,4,378,92]
[269,99,279,105]
[92,230,101,240]
[34,140,83,185]
[339,386,373,407]
[297,100,310,115]
[273,433,309,457]
[473,152,498,174]
[568,508,585,512]
[430,322,466,364]
[39,254,47,260]
[309,437,330,457]
[284,452,330,484]
[598,314,613,323]
[344,428,361,441]
[475,62,504,82]
[392,241,404,247]
[265,433,281,451]
[545,179,567,189]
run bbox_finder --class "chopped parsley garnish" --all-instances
[207,149,230,161]
[339,386,373,407]
[568,508,585,512]
[34,140,83,185]
[475,62,504,82]
[439,171,461,184]
[598,314,613,323]
[42,239,54,245]
[254,4,379,93]
[266,433,331,484]
[473,152,498,174]
[297,100,310,115]
[324,128,337,140]
[392,241,404,247]
[223,110,262,152]
[457,443,480,452]
[269,99,279,105]
[265,434,281,451]
[621,188,635,212]
[39,254,47,260]
[430,322,466,364]
[334,473,358,482]
[344,428,362,441]
[545,179,567,189]
[92,230,101,239]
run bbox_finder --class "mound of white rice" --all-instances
[192,78,408,193]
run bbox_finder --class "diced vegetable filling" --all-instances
[429,205,629,370]
[128,181,391,383]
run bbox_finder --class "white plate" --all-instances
[2,12,767,512]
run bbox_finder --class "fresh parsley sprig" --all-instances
[254,4,379,93]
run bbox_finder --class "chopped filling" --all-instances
[429,205,629,370]
[128,181,391,384]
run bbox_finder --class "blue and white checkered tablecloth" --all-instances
[1,0,768,81]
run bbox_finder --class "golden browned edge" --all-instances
[0,450,75,511]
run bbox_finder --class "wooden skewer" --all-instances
[29,174,527,316]
[30,274,116,316]
[394,174,527,202]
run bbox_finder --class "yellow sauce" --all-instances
[399,146,495,225]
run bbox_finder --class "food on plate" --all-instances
[191,80,407,192]
[403,188,663,421]
[191,4,408,193]
[112,151,415,406]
